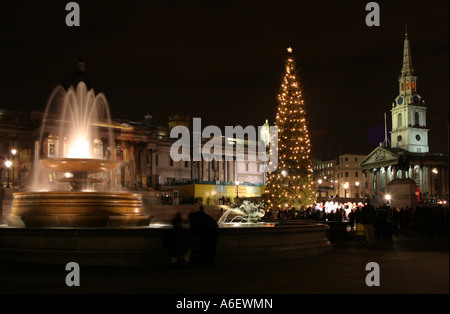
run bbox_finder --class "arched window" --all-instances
[397,113,402,128]
[414,112,420,126]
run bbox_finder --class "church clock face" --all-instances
[413,95,420,103]
[397,97,403,105]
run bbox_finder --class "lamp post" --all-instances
[318,179,322,199]
[343,183,348,199]
[235,180,239,198]
[355,181,360,198]
[385,194,391,206]
[11,149,17,189]
[5,160,12,188]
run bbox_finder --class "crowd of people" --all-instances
[266,206,351,222]
[264,201,449,240]
[163,200,448,266]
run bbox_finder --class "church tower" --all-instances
[390,26,429,153]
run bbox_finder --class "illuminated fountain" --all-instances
[6,68,150,228]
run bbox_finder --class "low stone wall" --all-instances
[0,221,331,266]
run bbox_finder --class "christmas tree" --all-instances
[264,47,316,211]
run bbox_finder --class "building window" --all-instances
[184,161,189,168]
[355,172,358,177]
[169,159,174,167]
[414,112,420,126]
[397,113,402,128]
[345,172,349,177]
[155,155,159,166]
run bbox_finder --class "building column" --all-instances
[375,168,381,197]
[445,167,449,197]
[428,166,434,196]
[384,167,389,194]
[234,158,238,182]
[369,169,374,198]
[154,149,158,186]
[361,170,366,197]
[197,160,202,181]
[228,160,236,182]
[419,166,424,195]
[440,166,446,197]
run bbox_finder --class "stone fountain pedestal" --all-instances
[7,191,151,228]
[7,158,151,228]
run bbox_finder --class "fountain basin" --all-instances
[7,191,151,228]
[0,221,331,265]
[41,158,120,173]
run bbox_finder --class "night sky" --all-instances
[0,0,448,159]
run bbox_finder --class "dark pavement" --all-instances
[0,231,448,295]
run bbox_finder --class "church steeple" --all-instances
[391,27,429,153]
[401,25,414,76]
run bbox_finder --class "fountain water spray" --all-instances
[7,66,150,228]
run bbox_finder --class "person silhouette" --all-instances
[361,199,377,245]
[189,204,219,266]
[163,213,191,267]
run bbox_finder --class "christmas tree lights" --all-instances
[264,47,316,211]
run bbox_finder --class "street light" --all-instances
[318,179,322,198]
[235,180,240,198]
[5,160,12,188]
[355,181,360,198]
[343,183,349,198]
[11,149,17,189]
[385,194,391,206]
